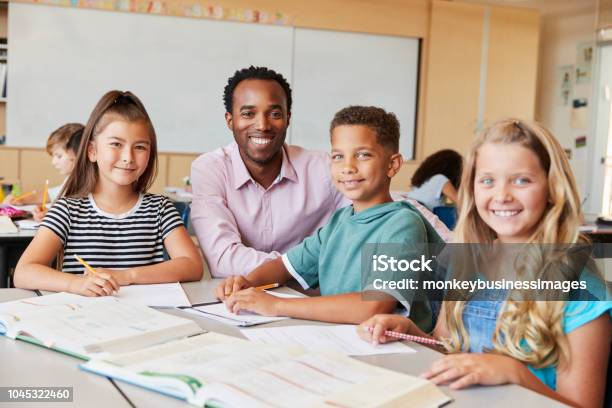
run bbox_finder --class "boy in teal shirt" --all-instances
[217,106,442,326]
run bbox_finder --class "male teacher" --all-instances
[191,66,346,277]
[191,66,448,278]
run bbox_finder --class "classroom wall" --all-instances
[0,146,198,194]
[1,0,540,193]
[535,0,597,203]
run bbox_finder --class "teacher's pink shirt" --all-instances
[191,142,345,278]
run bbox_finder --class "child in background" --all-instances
[358,119,611,407]
[3,123,84,221]
[407,149,463,211]
[216,106,443,326]
[15,90,203,296]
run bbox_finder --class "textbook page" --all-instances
[81,332,450,408]
[116,283,191,307]
[81,332,300,400]
[0,293,202,358]
[197,352,449,408]
[241,325,415,356]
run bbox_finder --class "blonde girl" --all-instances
[15,90,203,296]
[358,119,611,407]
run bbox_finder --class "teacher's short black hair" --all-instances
[223,66,292,114]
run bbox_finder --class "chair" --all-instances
[432,206,457,230]
[162,201,191,261]
[172,201,191,229]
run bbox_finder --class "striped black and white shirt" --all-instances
[41,193,183,273]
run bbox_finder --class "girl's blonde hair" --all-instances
[62,90,158,198]
[444,118,584,368]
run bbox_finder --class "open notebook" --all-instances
[181,291,300,327]
[81,332,451,408]
[0,292,203,360]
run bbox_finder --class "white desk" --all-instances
[1,282,563,407]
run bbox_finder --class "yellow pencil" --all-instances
[73,254,98,277]
[256,283,280,291]
[40,180,49,211]
[224,282,279,297]
[14,190,36,202]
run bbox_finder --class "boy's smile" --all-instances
[331,125,401,213]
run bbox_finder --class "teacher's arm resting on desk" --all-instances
[14,226,203,296]
[191,159,279,278]
[216,258,396,324]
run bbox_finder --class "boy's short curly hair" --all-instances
[330,106,400,153]
[223,66,292,114]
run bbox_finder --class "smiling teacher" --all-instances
[190,66,346,278]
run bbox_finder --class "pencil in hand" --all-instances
[365,326,444,346]
[73,254,118,295]
[256,283,280,291]
[74,254,98,277]
[13,190,36,203]
[40,180,49,211]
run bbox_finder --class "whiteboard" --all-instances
[7,3,292,152]
[291,28,419,159]
[7,3,420,158]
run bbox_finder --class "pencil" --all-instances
[256,283,280,291]
[224,282,279,297]
[365,326,444,346]
[14,190,36,202]
[73,254,98,277]
[40,180,49,211]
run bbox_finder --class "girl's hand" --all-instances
[97,268,134,286]
[357,314,413,345]
[216,276,253,300]
[68,271,119,297]
[3,194,16,205]
[32,207,46,222]
[225,288,280,316]
[422,353,523,389]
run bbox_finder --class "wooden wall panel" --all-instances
[150,154,167,195]
[19,149,63,192]
[0,147,18,182]
[0,104,5,136]
[391,162,420,191]
[485,7,540,123]
[168,154,199,187]
[423,1,484,157]
[0,3,6,39]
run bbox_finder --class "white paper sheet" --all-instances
[181,291,301,326]
[15,219,40,229]
[116,283,191,308]
[0,216,18,234]
[241,325,415,356]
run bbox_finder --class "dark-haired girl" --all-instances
[407,149,463,211]
[15,90,203,296]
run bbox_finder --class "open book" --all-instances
[81,332,451,407]
[0,292,203,360]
